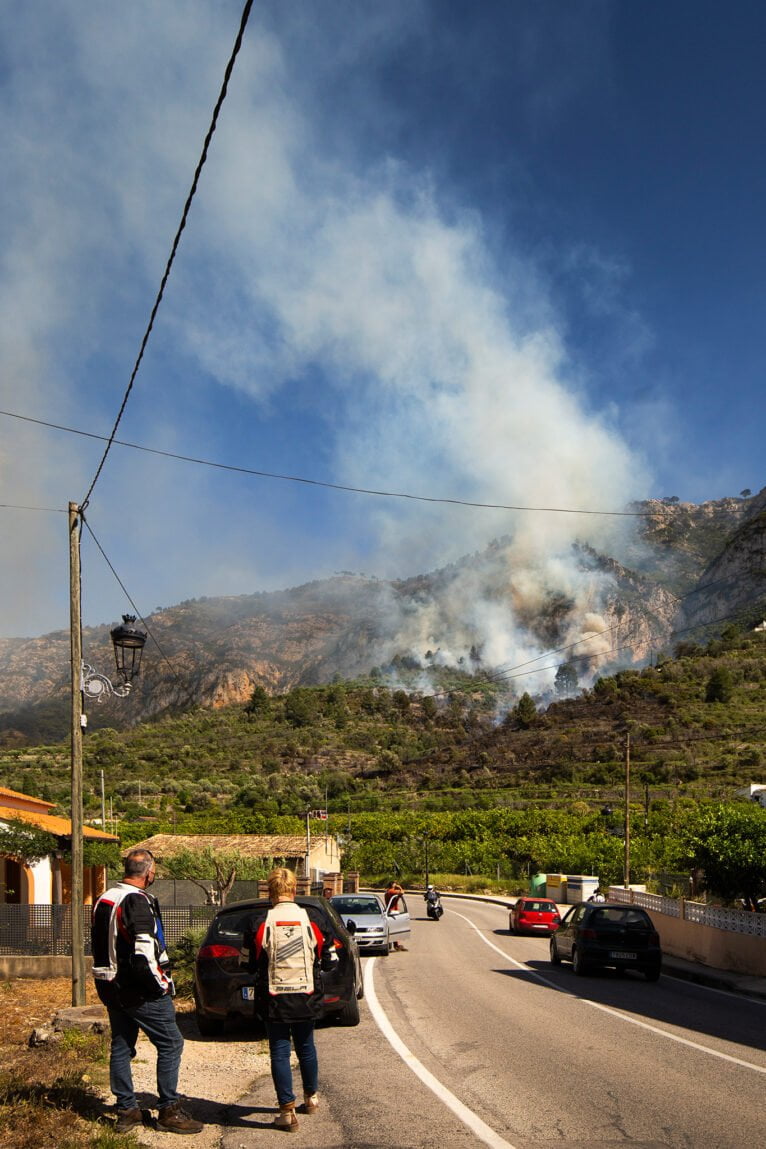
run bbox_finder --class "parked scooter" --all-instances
[424,885,444,920]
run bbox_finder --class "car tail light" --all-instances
[197,944,241,961]
[579,928,598,940]
[649,930,660,945]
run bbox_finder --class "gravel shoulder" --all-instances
[119,1006,271,1148]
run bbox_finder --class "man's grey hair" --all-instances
[123,848,155,878]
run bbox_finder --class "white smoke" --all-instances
[0,1,652,664]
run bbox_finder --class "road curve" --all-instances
[223,898,766,1147]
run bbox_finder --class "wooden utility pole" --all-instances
[623,731,631,890]
[69,502,86,1006]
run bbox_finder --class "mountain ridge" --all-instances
[2,490,765,743]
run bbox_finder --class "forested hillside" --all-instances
[3,624,765,835]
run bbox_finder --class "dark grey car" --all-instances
[550,901,662,980]
[194,895,363,1036]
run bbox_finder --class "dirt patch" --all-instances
[0,977,111,1148]
[0,978,269,1148]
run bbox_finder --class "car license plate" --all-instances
[241,986,255,1000]
[609,951,637,960]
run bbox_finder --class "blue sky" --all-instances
[1,1,764,641]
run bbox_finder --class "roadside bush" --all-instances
[168,927,208,1000]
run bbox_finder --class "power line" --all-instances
[0,408,684,519]
[79,0,254,512]
[0,501,66,513]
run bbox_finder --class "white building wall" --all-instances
[30,855,52,903]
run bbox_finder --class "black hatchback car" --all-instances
[194,895,363,1035]
[550,901,662,981]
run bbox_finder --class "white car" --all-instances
[330,892,411,955]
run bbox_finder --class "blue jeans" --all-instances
[103,992,184,1112]
[266,1020,318,1106]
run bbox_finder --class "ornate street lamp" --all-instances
[81,614,147,702]
[111,614,147,682]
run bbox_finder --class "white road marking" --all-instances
[450,908,766,1077]
[364,957,519,1149]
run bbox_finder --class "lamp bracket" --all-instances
[81,662,132,702]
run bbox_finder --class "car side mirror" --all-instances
[346,919,357,936]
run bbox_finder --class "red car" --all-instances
[509,897,561,935]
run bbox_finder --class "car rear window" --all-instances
[206,897,345,946]
[590,908,651,927]
[208,908,253,944]
[520,901,556,912]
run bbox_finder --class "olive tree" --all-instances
[681,805,766,906]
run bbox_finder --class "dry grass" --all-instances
[0,978,130,1148]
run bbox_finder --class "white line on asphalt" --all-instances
[364,958,519,1149]
[450,908,766,1077]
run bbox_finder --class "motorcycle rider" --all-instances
[424,884,442,918]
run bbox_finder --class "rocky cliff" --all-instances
[1,490,763,741]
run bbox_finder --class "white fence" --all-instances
[608,886,766,937]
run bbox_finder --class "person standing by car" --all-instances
[385,879,403,910]
[384,879,408,948]
[251,867,337,1132]
[91,848,203,1136]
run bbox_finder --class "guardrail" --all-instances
[607,887,766,937]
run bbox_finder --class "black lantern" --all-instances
[110,614,147,683]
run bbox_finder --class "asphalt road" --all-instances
[222,898,766,1148]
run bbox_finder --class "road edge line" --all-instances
[363,957,518,1149]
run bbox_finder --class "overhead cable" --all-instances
[1,409,683,519]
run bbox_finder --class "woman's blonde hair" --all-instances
[268,866,297,902]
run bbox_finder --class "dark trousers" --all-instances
[97,985,183,1111]
[266,1019,318,1106]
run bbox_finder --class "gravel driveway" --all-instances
[126,1010,270,1148]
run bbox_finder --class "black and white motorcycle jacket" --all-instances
[91,882,174,1004]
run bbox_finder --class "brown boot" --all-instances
[157,1102,203,1134]
[115,1106,143,1132]
[273,1102,299,1131]
[303,1092,319,1114]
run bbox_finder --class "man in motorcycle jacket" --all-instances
[91,848,202,1135]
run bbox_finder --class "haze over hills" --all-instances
[1,490,765,744]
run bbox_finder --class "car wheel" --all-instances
[195,1011,225,1037]
[549,937,561,965]
[572,946,590,977]
[335,994,361,1026]
[645,965,661,982]
[509,919,516,935]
